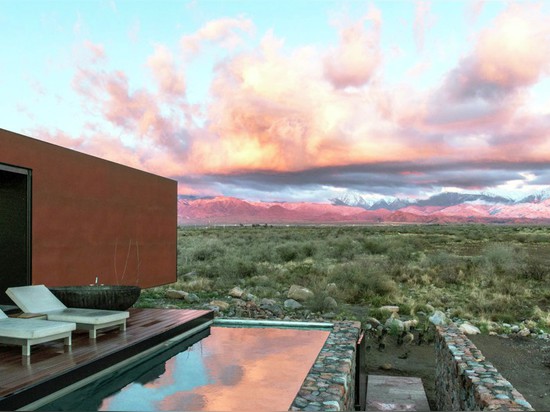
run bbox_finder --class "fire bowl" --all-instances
[48,285,141,311]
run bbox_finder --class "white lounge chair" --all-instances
[6,285,129,339]
[0,309,75,356]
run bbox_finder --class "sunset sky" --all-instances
[3,1,550,203]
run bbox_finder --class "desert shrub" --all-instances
[191,239,226,261]
[482,243,526,276]
[522,256,549,281]
[362,236,389,254]
[385,238,418,265]
[329,261,397,304]
[275,242,307,262]
[324,236,362,261]
[428,251,468,285]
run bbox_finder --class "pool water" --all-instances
[40,325,330,411]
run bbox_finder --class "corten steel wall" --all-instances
[0,128,177,288]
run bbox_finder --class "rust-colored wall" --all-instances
[0,128,177,288]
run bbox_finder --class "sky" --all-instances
[2,0,550,203]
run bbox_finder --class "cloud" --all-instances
[183,160,549,201]
[32,5,550,202]
[323,6,382,88]
[83,40,106,64]
[413,1,434,53]
[444,4,550,101]
[147,45,186,98]
[181,16,254,56]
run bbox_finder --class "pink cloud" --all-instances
[83,40,106,64]
[414,1,434,53]
[444,4,550,100]
[181,16,254,56]
[147,45,186,98]
[466,0,485,23]
[323,7,382,88]
[35,5,550,199]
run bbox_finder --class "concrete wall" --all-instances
[435,324,534,411]
[0,128,177,289]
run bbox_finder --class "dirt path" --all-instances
[365,331,550,411]
[470,334,550,411]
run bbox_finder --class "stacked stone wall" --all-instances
[291,321,361,411]
[435,324,534,411]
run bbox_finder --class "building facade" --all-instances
[0,128,177,304]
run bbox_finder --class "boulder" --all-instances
[242,293,256,301]
[326,283,338,296]
[209,300,230,311]
[284,299,303,310]
[323,296,338,311]
[403,319,418,331]
[518,328,531,337]
[379,305,400,314]
[429,310,447,326]
[166,289,188,299]
[229,286,245,298]
[185,293,200,303]
[287,285,314,302]
[385,318,405,332]
[459,322,481,335]
[365,317,381,328]
[260,299,283,316]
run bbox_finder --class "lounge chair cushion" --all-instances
[6,284,66,313]
[6,285,130,339]
[0,317,76,339]
[46,308,129,324]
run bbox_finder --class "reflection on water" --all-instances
[100,327,330,411]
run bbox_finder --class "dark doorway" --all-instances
[0,163,31,305]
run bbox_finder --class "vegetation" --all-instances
[138,224,550,332]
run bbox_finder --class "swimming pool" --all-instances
[38,321,331,411]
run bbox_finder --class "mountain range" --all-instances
[178,191,550,225]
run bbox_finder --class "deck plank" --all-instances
[0,308,213,410]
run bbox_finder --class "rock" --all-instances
[459,322,481,335]
[326,283,338,296]
[209,300,230,311]
[365,317,381,328]
[243,293,256,301]
[429,310,447,326]
[380,363,393,370]
[287,285,314,302]
[322,312,336,319]
[260,298,276,306]
[385,318,404,332]
[323,296,338,311]
[489,331,497,336]
[403,319,418,331]
[181,271,197,279]
[165,289,188,299]
[284,299,303,310]
[228,286,245,298]
[511,325,520,333]
[518,328,531,337]
[260,298,283,316]
[379,305,399,314]
[185,293,200,303]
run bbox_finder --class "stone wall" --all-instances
[291,321,362,411]
[435,324,534,411]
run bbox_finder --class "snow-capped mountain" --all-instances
[178,191,550,225]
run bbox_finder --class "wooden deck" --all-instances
[0,308,213,410]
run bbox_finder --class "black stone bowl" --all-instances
[48,285,141,311]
